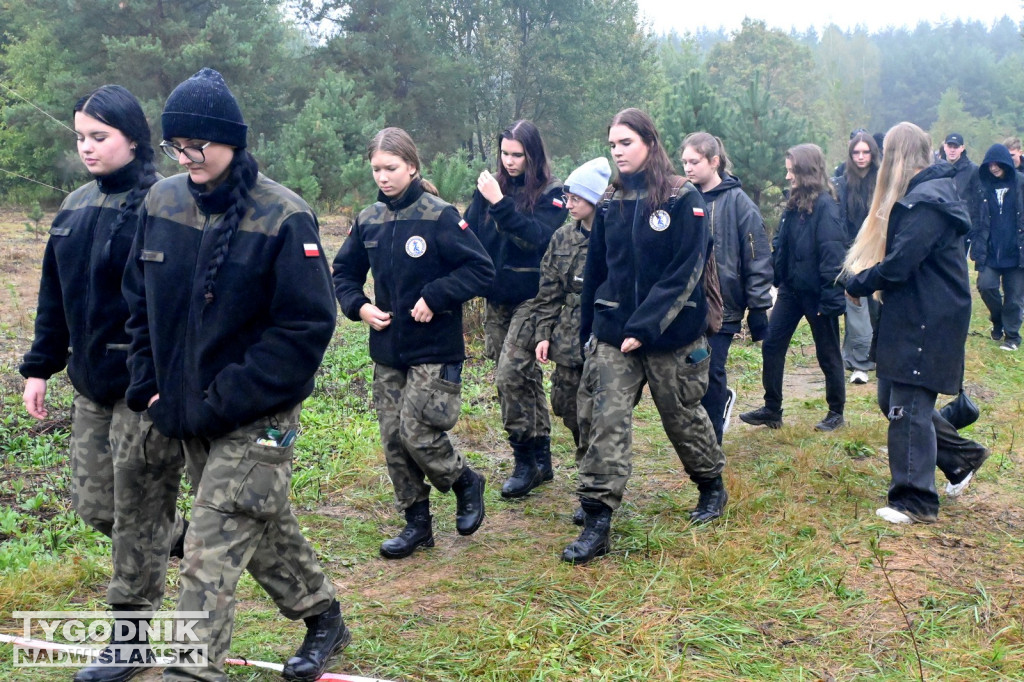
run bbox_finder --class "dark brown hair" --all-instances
[609,108,676,211]
[496,120,553,212]
[786,143,833,214]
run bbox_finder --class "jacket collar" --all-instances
[95,158,142,194]
[380,178,425,211]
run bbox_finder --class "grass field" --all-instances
[0,207,1022,681]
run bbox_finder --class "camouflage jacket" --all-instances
[530,220,589,367]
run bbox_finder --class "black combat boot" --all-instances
[73,608,151,682]
[561,498,612,565]
[501,439,543,498]
[379,500,434,559]
[452,467,486,536]
[571,506,585,526]
[282,600,351,681]
[169,518,189,559]
[690,476,728,524]
[532,436,554,482]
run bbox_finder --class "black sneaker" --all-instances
[739,406,783,429]
[814,411,845,432]
[991,326,1004,341]
[1000,341,1019,352]
[722,388,737,434]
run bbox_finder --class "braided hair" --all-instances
[74,85,158,262]
[202,149,258,304]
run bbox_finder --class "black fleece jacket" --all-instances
[333,179,494,368]
[465,174,567,306]
[123,166,337,440]
[970,143,1024,270]
[581,172,712,352]
[20,160,148,406]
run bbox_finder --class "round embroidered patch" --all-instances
[649,210,671,231]
[405,236,427,258]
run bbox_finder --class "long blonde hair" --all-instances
[843,122,932,277]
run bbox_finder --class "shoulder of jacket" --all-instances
[59,181,102,212]
[250,174,314,217]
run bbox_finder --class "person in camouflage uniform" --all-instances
[531,158,612,464]
[18,85,187,682]
[465,121,567,499]
[333,127,494,560]
[565,109,727,566]
[122,69,347,682]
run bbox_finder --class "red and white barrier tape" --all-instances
[0,633,395,682]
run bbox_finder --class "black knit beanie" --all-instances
[161,68,247,148]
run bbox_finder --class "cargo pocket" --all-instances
[413,365,462,431]
[230,441,294,520]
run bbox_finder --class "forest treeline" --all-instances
[1,1,1021,213]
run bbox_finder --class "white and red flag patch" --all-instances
[458,219,469,230]
[552,197,565,208]
[303,243,320,257]
[693,207,705,217]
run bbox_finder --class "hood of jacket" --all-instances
[897,163,971,236]
[980,144,1016,185]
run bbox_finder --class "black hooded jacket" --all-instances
[970,143,1024,270]
[846,163,972,395]
[948,152,982,228]
[771,192,847,316]
[697,174,773,327]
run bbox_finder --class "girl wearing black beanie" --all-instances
[20,84,188,682]
[122,68,348,682]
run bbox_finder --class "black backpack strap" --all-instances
[599,184,616,216]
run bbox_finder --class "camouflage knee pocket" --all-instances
[200,432,295,521]
[408,363,462,432]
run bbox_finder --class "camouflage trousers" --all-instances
[488,301,551,442]
[163,403,336,682]
[373,363,465,511]
[70,394,185,609]
[550,363,584,461]
[576,338,725,511]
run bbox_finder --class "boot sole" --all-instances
[73,667,146,682]
[739,415,782,429]
[379,535,435,560]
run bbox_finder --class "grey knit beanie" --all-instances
[161,68,247,148]
[564,157,612,205]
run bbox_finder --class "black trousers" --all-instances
[701,330,734,445]
[760,287,845,415]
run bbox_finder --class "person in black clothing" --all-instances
[465,121,567,499]
[971,143,1024,351]
[740,144,847,432]
[833,131,881,385]
[20,84,186,682]
[845,122,987,523]
[680,132,773,444]
[940,132,982,229]
[333,127,494,558]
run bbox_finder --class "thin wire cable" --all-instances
[0,168,68,194]
[0,80,77,136]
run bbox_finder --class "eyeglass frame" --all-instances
[160,140,213,163]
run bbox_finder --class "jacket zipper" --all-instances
[182,213,211,434]
[81,193,110,393]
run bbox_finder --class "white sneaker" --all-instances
[876,506,915,524]
[850,370,869,384]
[945,471,974,497]
[722,388,737,434]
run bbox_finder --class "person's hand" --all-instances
[536,339,550,363]
[845,292,860,305]
[148,393,160,408]
[621,337,642,353]
[359,303,393,331]
[477,170,503,205]
[410,297,434,323]
[23,378,48,420]
[747,309,769,342]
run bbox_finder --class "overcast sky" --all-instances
[636,0,1022,35]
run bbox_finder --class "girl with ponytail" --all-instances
[333,127,494,560]
[122,68,348,681]
[19,84,189,682]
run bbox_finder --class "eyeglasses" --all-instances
[160,140,212,163]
